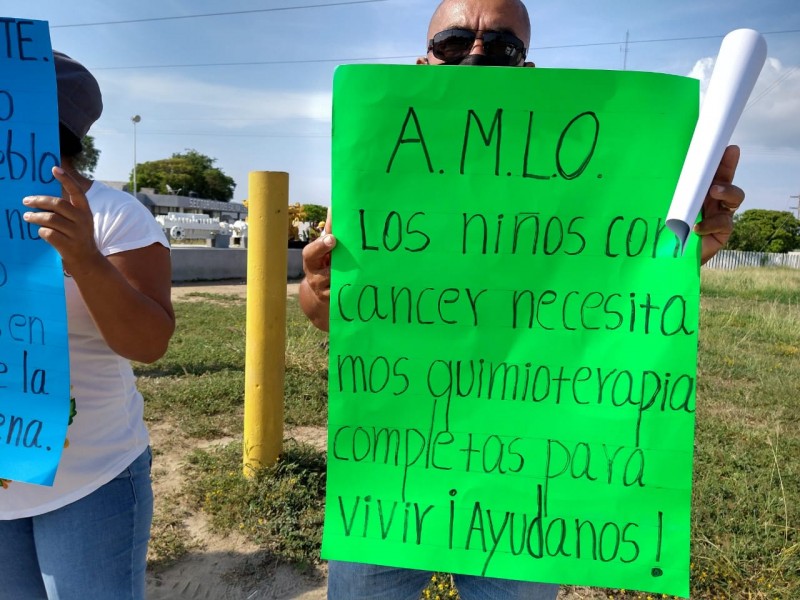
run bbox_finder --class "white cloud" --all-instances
[99,71,333,126]
[689,56,800,151]
[687,57,714,83]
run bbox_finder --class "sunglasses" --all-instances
[427,28,527,66]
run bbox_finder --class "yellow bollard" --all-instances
[243,171,288,477]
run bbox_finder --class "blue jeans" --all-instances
[328,561,560,600]
[0,448,153,600]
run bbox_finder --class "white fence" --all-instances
[703,249,800,270]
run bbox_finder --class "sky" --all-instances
[4,0,800,213]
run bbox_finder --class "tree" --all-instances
[133,149,236,201]
[74,135,100,176]
[726,209,800,253]
[303,203,328,226]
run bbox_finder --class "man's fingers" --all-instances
[695,212,734,236]
[703,184,744,218]
[302,233,335,301]
[309,281,332,300]
[709,180,745,203]
[699,147,744,229]
[305,267,332,297]
[302,234,336,268]
[713,145,740,185]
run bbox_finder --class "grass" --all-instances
[147,487,196,569]
[137,268,800,599]
[185,440,327,571]
[699,267,800,305]
[690,268,800,599]
[138,293,329,438]
[138,292,329,571]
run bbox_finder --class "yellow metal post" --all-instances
[243,171,288,476]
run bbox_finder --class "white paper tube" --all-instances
[666,29,767,252]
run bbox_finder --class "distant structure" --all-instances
[102,181,248,223]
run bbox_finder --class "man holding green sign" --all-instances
[300,0,744,329]
[301,0,745,598]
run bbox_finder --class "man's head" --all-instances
[418,0,534,67]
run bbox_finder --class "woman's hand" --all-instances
[23,166,175,363]
[22,166,103,275]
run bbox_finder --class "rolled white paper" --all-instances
[666,29,767,253]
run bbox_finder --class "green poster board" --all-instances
[322,64,700,598]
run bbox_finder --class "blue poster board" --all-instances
[0,18,71,486]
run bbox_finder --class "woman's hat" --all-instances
[53,51,103,139]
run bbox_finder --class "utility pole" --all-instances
[131,115,141,196]
[622,30,630,70]
[791,193,800,219]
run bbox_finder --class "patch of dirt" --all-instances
[171,279,301,302]
[146,422,328,599]
[146,281,326,599]
[284,426,327,454]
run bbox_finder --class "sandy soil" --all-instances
[146,281,326,600]
[145,281,604,600]
[146,428,329,600]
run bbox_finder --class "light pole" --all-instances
[131,115,141,195]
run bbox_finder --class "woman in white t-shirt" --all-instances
[0,52,175,600]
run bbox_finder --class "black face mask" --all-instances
[456,53,511,67]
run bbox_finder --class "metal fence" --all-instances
[703,249,800,270]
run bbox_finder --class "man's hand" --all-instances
[695,145,745,265]
[299,232,336,332]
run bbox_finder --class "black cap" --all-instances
[53,51,103,139]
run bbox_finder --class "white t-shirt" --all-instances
[0,181,169,519]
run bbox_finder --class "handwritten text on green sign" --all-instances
[323,65,700,598]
